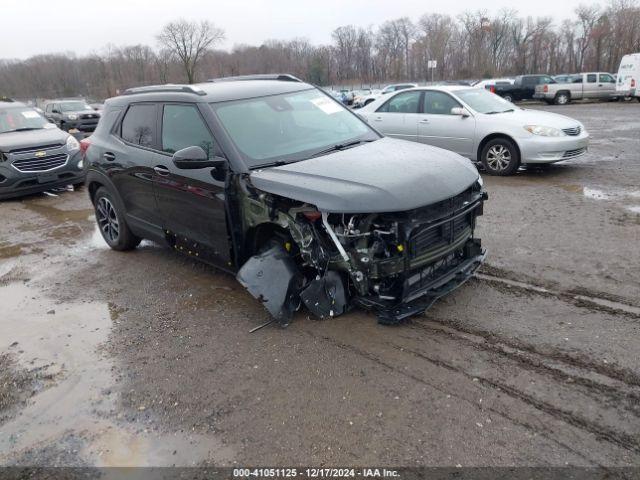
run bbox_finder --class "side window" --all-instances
[45,104,52,113]
[423,91,461,115]
[572,75,583,83]
[121,103,157,148]
[162,104,215,158]
[587,74,597,83]
[599,73,614,83]
[377,91,421,113]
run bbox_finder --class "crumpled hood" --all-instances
[0,127,68,153]
[249,137,479,213]
[503,109,582,129]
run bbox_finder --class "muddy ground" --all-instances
[0,102,639,468]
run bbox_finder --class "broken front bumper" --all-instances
[355,239,485,324]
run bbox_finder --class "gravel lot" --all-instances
[0,101,639,467]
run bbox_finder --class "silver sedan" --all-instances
[358,86,589,175]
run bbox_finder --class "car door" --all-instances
[153,102,231,266]
[417,90,475,157]
[584,74,599,98]
[107,102,164,232]
[598,73,616,97]
[368,90,422,143]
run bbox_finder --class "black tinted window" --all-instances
[377,91,421,113]
[121,104,156,147]
[587,74,597,83]
[162,104,215,158]
[423,91,461,115]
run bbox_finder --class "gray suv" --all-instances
[44,99,101,132]
[84,75,487,326]
[0,101,85,199]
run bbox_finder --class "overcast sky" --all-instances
[3,0,592,59]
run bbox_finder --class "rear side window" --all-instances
[121,104,156,148]
[423,91,461,115]
[587,74,597,83]
[162,104,215,158]
[377,91,421,113]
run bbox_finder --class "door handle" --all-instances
[153,165,170,176]
[373,116,382,122]
[419,119,430,124]
[103,152,115,161]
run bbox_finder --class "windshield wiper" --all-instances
[252,160,288,169]
[485,109,515,115]
[307,139,375,159]
[3,127,43,133]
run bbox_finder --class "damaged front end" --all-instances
[236,179,487,325]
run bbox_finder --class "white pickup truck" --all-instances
[533,72,618,105]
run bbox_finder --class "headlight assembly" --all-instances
[524,125,566,137]
[66,135,80,152]
[67,114,78,120]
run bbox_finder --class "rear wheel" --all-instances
[93,187,141,251]
[481,138,520,176]
[554,92,570,105]
[502,94,514,103]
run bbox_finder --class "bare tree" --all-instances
[157,19,224,83]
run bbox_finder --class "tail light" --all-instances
[489,85,495,93]
[303,211,322,222]
[543,84,548,92]
[80,138,91,155]
[632,79,636,88]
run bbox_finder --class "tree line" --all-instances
[1,0,639,102]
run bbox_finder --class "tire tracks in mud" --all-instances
[305,331,600,466]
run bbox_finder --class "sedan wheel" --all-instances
[481,138,520,176]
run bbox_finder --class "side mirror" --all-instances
[172,146,226,170]
[451,107,470,117]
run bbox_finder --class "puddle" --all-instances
[0,281,231,466]
[476,273,640,316]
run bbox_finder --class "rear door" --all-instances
[105,102,164,232]
[152,102,231,266]
[417,90,475,157]
[584,73,600,98]
[369,90,422,143]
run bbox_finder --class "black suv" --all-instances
[44,99,101,132]
[493,74,556,102]
[0,101,85,200]
[86,75,487,325]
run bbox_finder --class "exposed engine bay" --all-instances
[236,178,487,326]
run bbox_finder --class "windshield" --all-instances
[455,88,516,114]
[212,89,376,168]
[59,101,90,112]
[0,107,50,134]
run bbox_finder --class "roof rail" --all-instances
[123,84,207,96]
[207,74,302,83]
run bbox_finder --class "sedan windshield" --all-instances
[0,107,49,134]
[60,101,90,112]
[212,89,376,168]
[455,88,517,114]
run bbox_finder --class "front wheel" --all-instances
[93,187,141,251]
[481,138,520,176]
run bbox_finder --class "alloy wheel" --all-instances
[96,197,119,242]
[486,144,512,172]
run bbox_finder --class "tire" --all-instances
[481,138,520,176]
[93,186,141,251]
[554,92,570,105]
[502,94,514,103]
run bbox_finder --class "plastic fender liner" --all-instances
[300,271,348,320]
[236,245,302,326]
